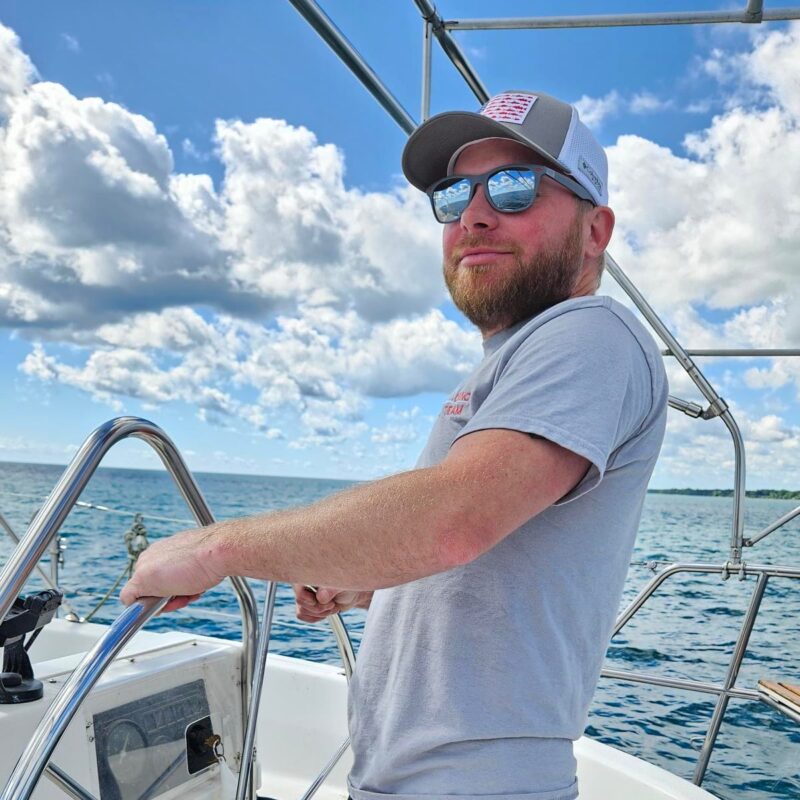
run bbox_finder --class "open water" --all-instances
[0,461,797,799]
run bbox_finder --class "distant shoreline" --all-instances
[648,488,800,500]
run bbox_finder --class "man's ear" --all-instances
[585,205,615,258]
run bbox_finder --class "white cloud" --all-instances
[181,138,210,162]
[574,91,621,128]
[0,25,444,334]
[655,402,800,489]
[61,33,80,53]
[574,90,674,126]
[608,24,800,333]
[215,117,443,321]
[629,92,673,114]
[0,24,36,118]
[3,20,800,475]
[19,305,480,443]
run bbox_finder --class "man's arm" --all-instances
[120,428,589,610]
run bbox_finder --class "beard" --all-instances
[443,212,585,331]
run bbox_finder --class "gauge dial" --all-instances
[105,719,149,787]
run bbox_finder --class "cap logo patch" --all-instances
[481,92,537,125]
[578,156,603,194]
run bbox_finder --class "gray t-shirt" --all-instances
[348,296,668,800]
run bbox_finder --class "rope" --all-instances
[0,489,196,526]
[83,513,152,621]
[83,561,133,621]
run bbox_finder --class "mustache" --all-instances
[448,235,522,263]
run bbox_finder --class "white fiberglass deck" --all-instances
[0,619,716,800]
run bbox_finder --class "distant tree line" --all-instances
[648,488,800,500]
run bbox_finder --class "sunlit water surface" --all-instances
[0,462,797,799]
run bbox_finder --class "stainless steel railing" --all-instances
[236,580,279,800]
[0,510,80,621]
[0,416,259,799]
[603,561,800,784]
[603,256,749,567]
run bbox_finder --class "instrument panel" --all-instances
[93,679,215,800]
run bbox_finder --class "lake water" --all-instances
[0,461,797,799]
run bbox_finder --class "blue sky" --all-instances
[0,2,799,488]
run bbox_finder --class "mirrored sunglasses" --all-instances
[427,164,595,224]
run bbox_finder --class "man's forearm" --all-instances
[206,463,481,591]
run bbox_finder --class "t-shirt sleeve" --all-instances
[454,306,656,503]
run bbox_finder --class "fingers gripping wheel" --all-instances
[0,589,63,704]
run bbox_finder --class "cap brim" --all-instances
[402,111,563,191]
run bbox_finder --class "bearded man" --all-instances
[122,90,668,800]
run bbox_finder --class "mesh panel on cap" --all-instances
[559,120,609,205]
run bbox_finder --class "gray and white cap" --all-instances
[402,90,609,206]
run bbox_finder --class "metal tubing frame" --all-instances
[606,562,799,785]
[0,511,80,621]
[328,613,356,680]
[1,596,168,800]
[299,737,351,800]
[0,416,259,798]
[236,581,279,800]
[44,764,96,800]
[287,0,416,135]
[412,0,489,104]
[294,611,357,800]
[745,504,800,547]
[604,255,747,565]
[662,349,800,357]
[444,7,800,31]
[421,19,432,121]
[600,668,760,701]
[746,0,765,21]
[692,572,770,783]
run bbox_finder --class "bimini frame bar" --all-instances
[444,5,800,31]
[662,349,800,356]
[287,0,417,134]
[411,0,489,105]
[605,256,748,566]
[0,417,260,800]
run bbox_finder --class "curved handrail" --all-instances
[0,596,167,800]
[0,417,258,795]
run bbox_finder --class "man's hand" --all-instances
[293,585,372,623]
[120,527,227,612]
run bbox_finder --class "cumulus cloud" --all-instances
[20,306,480,442]
[607,22,800,376]
[655,400,800,490]
[629,92,673,114]
[0,24,443,336]
[3,19,800,471]
[574,91,621,128]
[574,89,675,127]
[215,117,442,321]
[0,21,467,446]
[0,24,36,118]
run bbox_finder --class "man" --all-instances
[122,90,668,800]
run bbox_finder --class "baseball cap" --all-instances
[402,90,609,206]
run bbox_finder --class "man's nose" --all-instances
[459,185,499,232]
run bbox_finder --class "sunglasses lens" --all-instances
[431,177,472,223]
[487,168,537,213]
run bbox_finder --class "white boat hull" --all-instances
[0,619,716,800]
